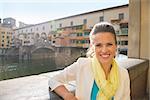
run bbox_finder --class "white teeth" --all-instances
[101,54,109,58]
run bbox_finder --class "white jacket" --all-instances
[48,58,130,100]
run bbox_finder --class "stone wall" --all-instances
[127,59,149,99]
[54,47,87,69]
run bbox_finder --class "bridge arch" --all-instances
[31,46,55,54]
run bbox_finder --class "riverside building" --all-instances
[14,4,129,55]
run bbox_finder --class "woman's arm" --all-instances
[123,69,131,100]
[54,85,78,100]
[48,60,78,90]
[48,58,83,99]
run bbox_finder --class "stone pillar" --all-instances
[140,1,150,97]
[129,0,150,97]
[19,46,23,60]
[147,0,150,97]
[140,0,149,59]
[128,0,141,58]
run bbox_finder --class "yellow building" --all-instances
[0,26,13,49]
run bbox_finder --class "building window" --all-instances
[70,21,73,26]
[50,25,53,29]
[99,16,104,22]
[2,40,4,42]
[118,41,128,45]
[76,40,79,44]
[59,23,62,28]
[24,34,27,38]
[81,40,85,44]
[122,41,128,45]
[53,34,56,37]
[36,28,38,31]
[22,30,23,33]
[43,26,45,30]
[1,44,4,47]
[84,32,90,36]
[83,19,87,24]
[31,28,32,32]
[85,40,90,43]
[77,33,83,36]
[26,29,28,32]
[117,41,120,45]
[70,39,76,43]
[119,13,124,20]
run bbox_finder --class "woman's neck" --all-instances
[102,63,112,79]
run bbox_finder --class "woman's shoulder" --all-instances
[77,57,91,61]
[116,59,128,74]
[118,65,129,79]
[76,57,91,66]
[118,66,128,73]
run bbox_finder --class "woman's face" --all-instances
[92,32,117,65]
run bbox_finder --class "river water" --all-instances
[0,47,87,81]
[0,55,56,81]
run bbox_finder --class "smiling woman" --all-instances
[48,22,130,100]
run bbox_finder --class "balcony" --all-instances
[120,28,128,35]
[116,28,128,36]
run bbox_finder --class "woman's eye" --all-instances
[95,44,102,47]
[107,43,113,46]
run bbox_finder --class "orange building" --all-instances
[52,24,90,48]
[0,26,13,49]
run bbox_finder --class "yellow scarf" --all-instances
[91,56,119,100]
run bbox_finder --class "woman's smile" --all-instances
[100,53,110,59]
[92,32,117,65]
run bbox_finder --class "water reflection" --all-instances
[0,55,56,81]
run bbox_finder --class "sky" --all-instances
[0,0,128,26]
